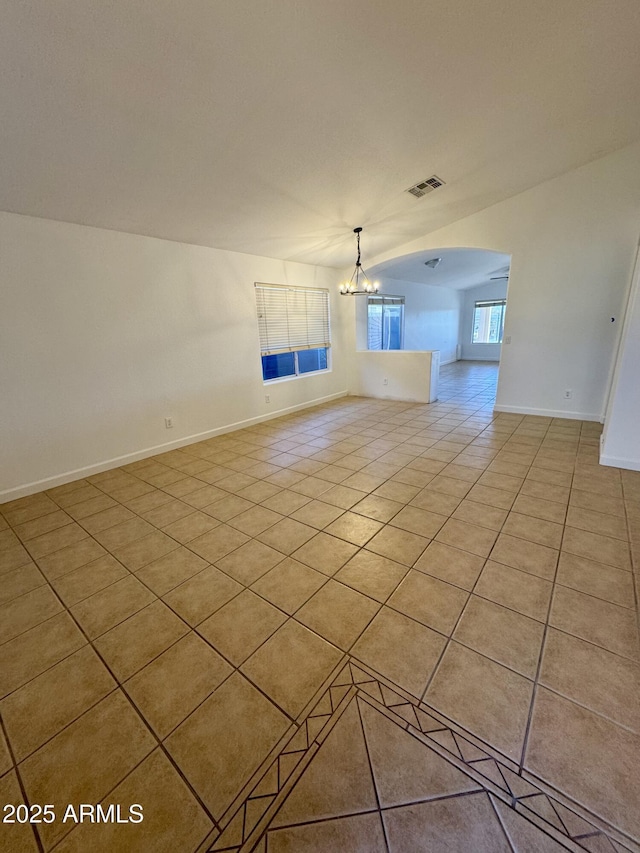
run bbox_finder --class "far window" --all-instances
[472,299,506,344]
[255,283,331,381]
[368,296,405,350]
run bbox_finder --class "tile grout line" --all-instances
[353,693,391,853]
[0,714,45,853]
[519,442,583,773]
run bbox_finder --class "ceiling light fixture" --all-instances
[424,257,442,269]
[339,227,380,295]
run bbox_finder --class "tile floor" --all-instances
[1,361,639,852]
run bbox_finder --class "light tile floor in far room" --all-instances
[1,361,639,852]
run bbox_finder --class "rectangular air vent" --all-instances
[406,175,445,198]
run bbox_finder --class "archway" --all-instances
[361,247,512,405]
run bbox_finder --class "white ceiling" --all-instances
[369,248,510,290]
[2,1,640,268]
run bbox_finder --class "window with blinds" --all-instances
[472,299,506,344]
[367,295,404,350]
[255,283,331,380]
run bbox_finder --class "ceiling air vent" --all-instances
[406,175,445,198]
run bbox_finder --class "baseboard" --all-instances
[493,404,601,421]
[599,453,640,471]
[0,390,349,503]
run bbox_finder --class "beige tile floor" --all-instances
[1,361,639,852]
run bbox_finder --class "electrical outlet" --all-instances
[564,389,572,399]
[383,378,388,385]
[265,395,270,403]
[165,417,173,429]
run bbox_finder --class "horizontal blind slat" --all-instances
[368,296,405,305]
[255,283,330,355]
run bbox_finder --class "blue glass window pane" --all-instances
[297,348,328,374]
[262,352,296,380]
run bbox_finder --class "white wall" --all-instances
[354,278,461,364]
[0,212,348,499]
[351,351,439,403]
[600,245,640,470]
[366,142,640,421]
[460,280,508,361]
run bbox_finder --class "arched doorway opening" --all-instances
[363,246,512,406]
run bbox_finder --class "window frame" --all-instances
[471,299,506,345]
[260,347,331,383]
[255,283,332,383]
[367,295,405,351]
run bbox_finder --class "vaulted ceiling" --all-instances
[2,1,640,267]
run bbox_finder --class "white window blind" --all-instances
[255,283,331,355]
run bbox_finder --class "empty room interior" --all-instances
[2,2,640,852]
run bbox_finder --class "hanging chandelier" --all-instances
[339,227,380,295]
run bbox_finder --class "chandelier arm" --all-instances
[359,264,373,281]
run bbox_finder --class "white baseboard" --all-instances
[493,404,601,421]
[0,391,349,503]
[599,453,640,471]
